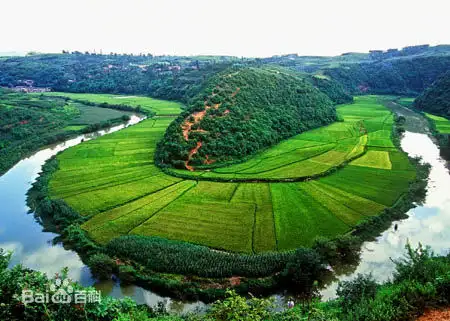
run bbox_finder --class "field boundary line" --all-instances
[127,181,197,235]
[57,172,167,199]
[234,144,336,175]
[291,183,352,229]
[308,182,375,218]
[83,180,184,220]
[89,181,193,231]
[228,183,240,202]
[268,184,279,251]
[251,203,257,254]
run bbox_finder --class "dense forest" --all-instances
[305,75,353,104]
[414,71,450,117]
[155,67,336,169]
[0,53,244,103]
[324,55,450,95]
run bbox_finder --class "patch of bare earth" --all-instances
[181,87,239,170]
[417,308,450,321]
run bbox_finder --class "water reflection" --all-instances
[321,132,450,300]
[0,115,205,313]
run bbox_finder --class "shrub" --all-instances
[88,253,115,280]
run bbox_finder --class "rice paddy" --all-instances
[425,112,450,134]
[42,92,184,116]
[49,95,416,253]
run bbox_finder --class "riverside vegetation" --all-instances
[1,244,449,321]
[0,88,155,175]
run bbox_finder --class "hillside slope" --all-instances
[414,71,450,117]
[324,55,450,95]
[156,67,336,169]
[306,75,353,104]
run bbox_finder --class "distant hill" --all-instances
[414,71,450,117]
[0,53,241,102]
[324,55,450,96]
[306,75,353,104]
[156,67,336,169]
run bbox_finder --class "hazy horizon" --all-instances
[3,0,450,58]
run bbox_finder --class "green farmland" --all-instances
[425,112,450,134]
[168,96,395,180]
[49,95,416,253]
[42,92,183,116]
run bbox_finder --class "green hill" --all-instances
[414,71,450,117]
[156,67,336,169]
[306,75,353,104]
[324,55,450,96]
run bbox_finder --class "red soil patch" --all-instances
[417,308,450,321]
[185,141,203,171]
[19,120,29,125]
[181,87,238,169]
[204,155,216,165]
[229,276,241,286]
[182,110,206,140]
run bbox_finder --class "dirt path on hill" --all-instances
[185,141,202,171]
[416,308,450,321]
[181,88,237,169]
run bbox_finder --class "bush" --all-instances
[337,274,378,313]
[279,248,325,292]
[88,253,116,280]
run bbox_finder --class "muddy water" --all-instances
[320,108,450,299]
[0,115,205,313]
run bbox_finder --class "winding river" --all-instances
[0,115,205,314]
[321,102,450,299]
[0,106,449,309]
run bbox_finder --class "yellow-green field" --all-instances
[425,112,450,134]
[49,95,416,253]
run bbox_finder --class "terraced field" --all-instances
[49,95,416,253]
[425,113,450,134]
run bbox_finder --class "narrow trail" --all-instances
[185,141,203,171]
[181,87,239,170]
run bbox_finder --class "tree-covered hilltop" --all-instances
[414,71,450,117]
[324,55,450,96]
[156,67,336,169]
[305,75,353,104]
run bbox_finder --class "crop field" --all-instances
[168,96,394,180]
[49,95,416,253]
[42,92,183,116]
[396,97,415,108]
[425,112,450,134]
[68,102,132,125]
